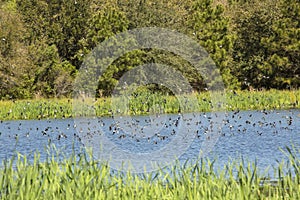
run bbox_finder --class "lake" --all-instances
[1,109,299,175]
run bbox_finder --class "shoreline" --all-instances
[0,89,299,121]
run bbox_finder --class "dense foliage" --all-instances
[0,0,299,99]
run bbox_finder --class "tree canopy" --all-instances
[0,0,299,99]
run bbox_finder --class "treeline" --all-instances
[0,0,299,99]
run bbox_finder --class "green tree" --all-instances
[0,3,34,99]
[261,0,300,88]
[115,0,190,30]
[75,3,132,97]
[77,3,129,59]
[15,0,50,44]
[29,41,77,98]
[16,0,92,68]
[90,0,238,94]
[187,0,238,89]
[230,0,299,89]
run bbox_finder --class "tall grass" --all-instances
[0,89,299,120]
[0,99,73,120]
[1,146,300,199]
[225,89,300,111]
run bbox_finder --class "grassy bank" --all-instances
[1,146,300,199]
[0,89,299,120]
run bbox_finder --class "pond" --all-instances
[0,109,299,175]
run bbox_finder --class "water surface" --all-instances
[1,109,299,176]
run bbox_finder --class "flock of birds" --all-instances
[0,108,298,147]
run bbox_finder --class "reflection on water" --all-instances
[0,109,299,175]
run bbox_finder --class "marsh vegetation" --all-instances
[1,146,300,199]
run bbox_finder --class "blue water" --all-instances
[0,109,299,176]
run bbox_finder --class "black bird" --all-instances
[287,116,292,125]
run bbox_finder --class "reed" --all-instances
[0,89,299,120]
[1,146,300,199]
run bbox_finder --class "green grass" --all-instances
[1,146,300,199]
[0,89,299,120]
[225,89,300,111]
